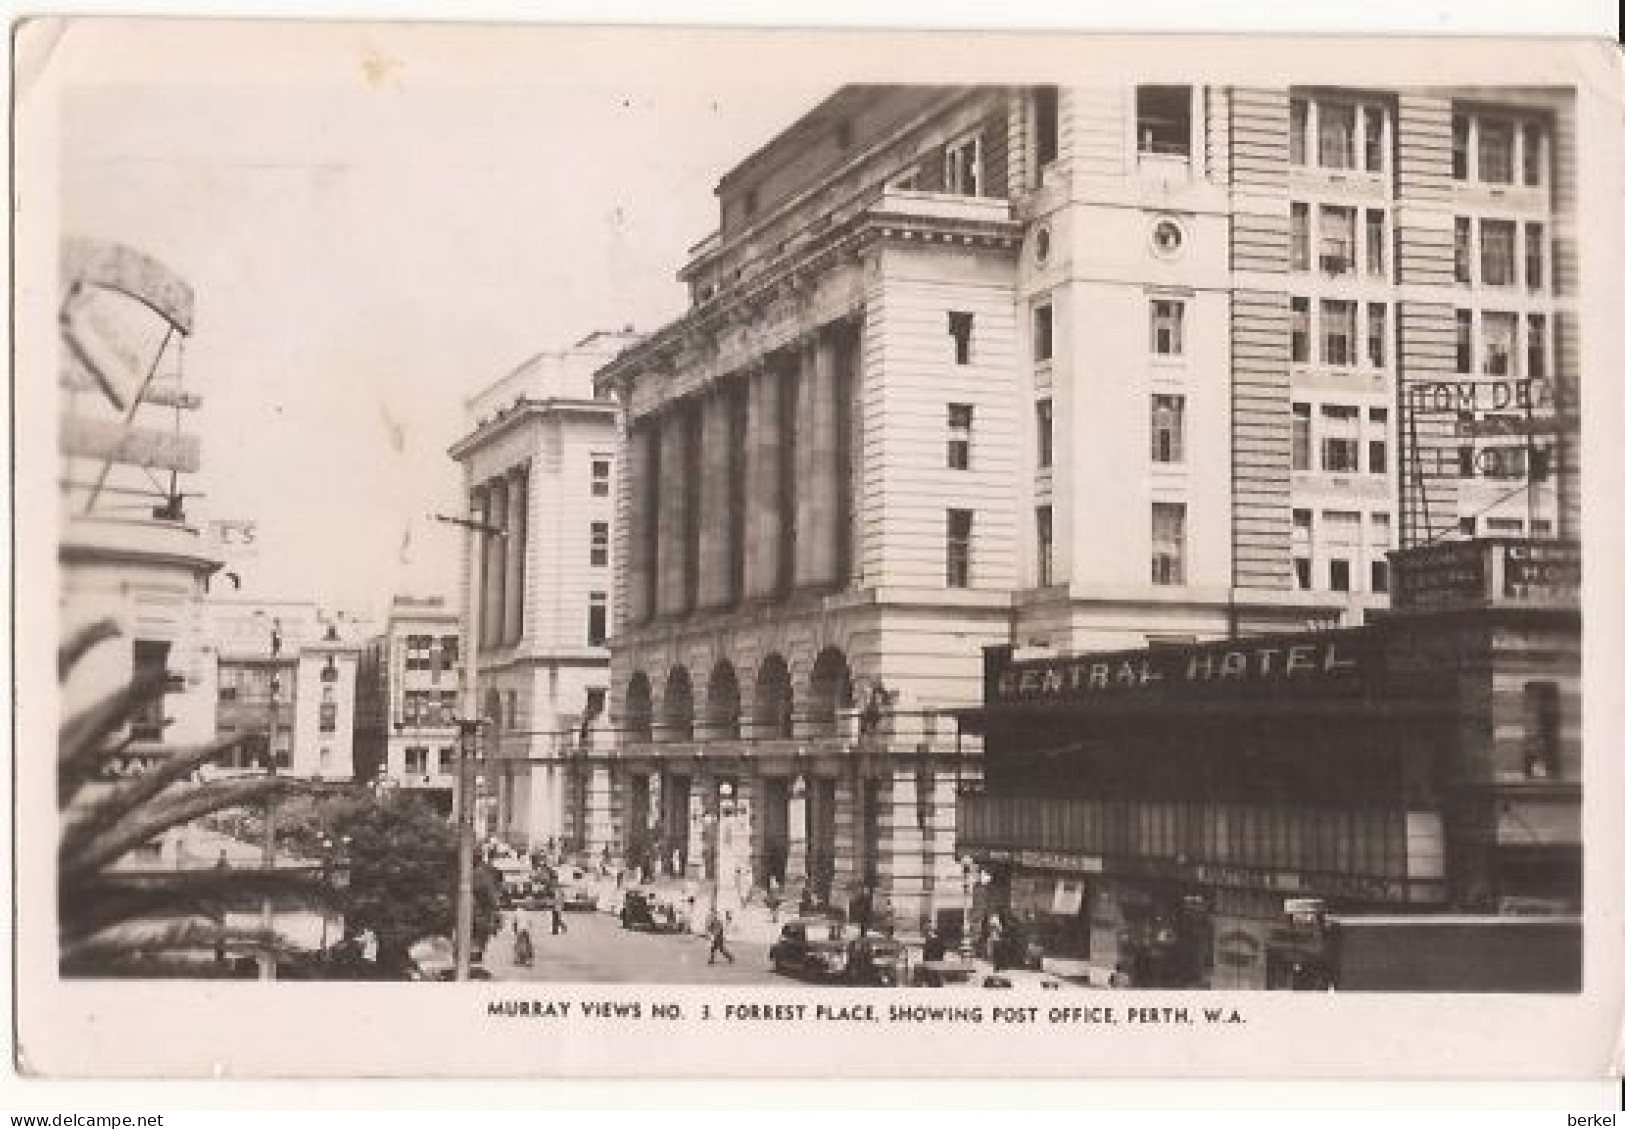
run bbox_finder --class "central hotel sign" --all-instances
[988,631,1373,706]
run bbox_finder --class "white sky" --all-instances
[62,62,823,616]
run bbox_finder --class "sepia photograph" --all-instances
[11,20,1624,1081]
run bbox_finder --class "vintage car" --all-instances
[555,866,600,912]
[619,888,684,933]
[769,919,851,982]
[911,957,979,988]
[845,935,907,987]
[968,969,1076,991]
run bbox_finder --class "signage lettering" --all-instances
[997,638,1364,703]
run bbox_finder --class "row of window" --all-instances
[1456,309,1550,379]
[1456,217,1547,290]
[1290,297,1389,369]
[402,633,460,671]
[1452,110,1547,188]
[1292,508,1392,595]
[1290,96,1390,175]
[1291,203,1388,278]
[401,689,460,727]
[402,746,457,777]
[1292,403,1390,475]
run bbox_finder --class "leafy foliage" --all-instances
[58,620,337,977]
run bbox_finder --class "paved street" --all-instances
[484,906,780,984]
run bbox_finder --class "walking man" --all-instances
[706,908,735,965]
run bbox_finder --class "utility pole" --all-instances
[434,510,505,981]
[258,618,282,981]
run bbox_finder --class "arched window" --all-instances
[663,667,695,742]
[753,654,794,740]
[624,673,653,744]
[707,661,742,741]
[807,647,852,738]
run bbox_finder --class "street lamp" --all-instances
[255,613,283,981]
[959,854,988,960]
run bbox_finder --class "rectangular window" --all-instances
[1291,403,1312,471]
[506,690,519,730]
[1523,681,1561,779]
[1365,209,1386,276]
[1328,558,1351,593]
[1370,558,1390,594]
[1294,558,1313,590]
[319,702,337,733]
[1290,297,1310,364]
[406,746,428,776]
[1366,302,1387,369]
[1035,505,1054,587]
[1367,407,1391,476]
[1290,203,1310,271]
[1150,503,1186,586]
[1032,302,1054,363]
[946,509,974,588]
[1320,300,1354,367]
[1454,217,1473,284]
[1478,119,1514,184]
[1451,114,1470,180]
[1319,404,1360,473]
[1459,516,1477,536]
[1522,122,1545,187]
[1034,87,1059,167]
[131,640,170,742]
[1319,206,1355,275]
[1150,299,1184,356]
[590,521,609,567]
[1486,517,1525,534]
[1527,313,1547,380]
[440,635,460,669]
[1455,310,1474,374]
[587,592,608,646]
[1289,99,1308,166]
[1525,222,1545,291]
[1363,105,1386,173]
[948,311,974,365]
[591,458,612,497]
[1035,398,1054,468]
[1318,103,1355,170]
[1150,394,1185,464]
[1136,85,1191,157]
[1482,311,1517,376]
[438,747,456,775]
[944,134,982,196]
[946,403,973,470]
[1480,219,1516,287]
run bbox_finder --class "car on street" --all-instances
[769,919,851,982]
[845,935,907,986]
[968,969,1076,991]
[555,866,600,912]
[911,957,980,987]
[619,888,684,933]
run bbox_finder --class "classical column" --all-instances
[787,774,809,892]
[656,409,689,616]
[794,331,843,589]
[624,422,657,626]
[469,484,490,647]
[501,466,526,646]
[696,389,737,610]
[743,364,784,599]
[483,476,508,647]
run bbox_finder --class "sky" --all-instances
[61,47,824,617]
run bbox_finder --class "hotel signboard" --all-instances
[987,630,1375,707]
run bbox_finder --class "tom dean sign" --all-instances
[987,630,1374,706]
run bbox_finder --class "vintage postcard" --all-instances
[10,20,1625,1080]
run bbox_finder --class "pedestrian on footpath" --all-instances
[706,908,735,966]
[550,899,567,936]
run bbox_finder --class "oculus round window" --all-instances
[1033,224,1052,266]
[1151,218,1185,258]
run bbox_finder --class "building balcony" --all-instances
[959,792,1446,903]
[1388,537,1579,614]
[870,187,1015,225]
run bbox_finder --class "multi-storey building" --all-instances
[449,330,636,851]
[203,599,367,781]
[592,83,1577,931]
[354,595,464,810]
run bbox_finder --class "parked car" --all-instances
[969,969,1076,991]
[912,957,979,987]
[555,866,599,911]
[619,888,684,933]
[769,919,851,982]
[405,936,493,982]
[845,935,907,986]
